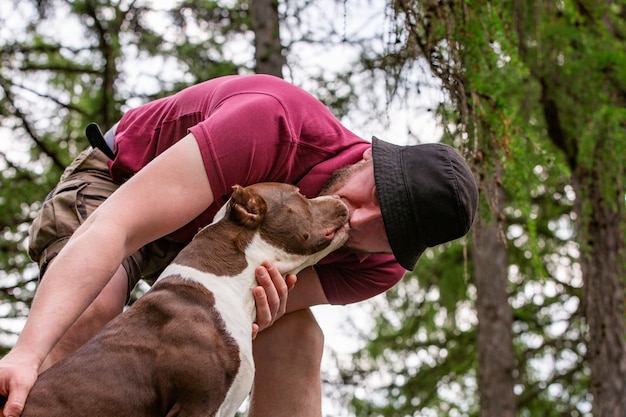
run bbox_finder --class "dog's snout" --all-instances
[327,200,349,230]
[328,196,349,219]
[312,195,348,217]
[335,199,348,214]
[319,199,349,242]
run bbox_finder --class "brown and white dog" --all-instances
[18,182,349,417]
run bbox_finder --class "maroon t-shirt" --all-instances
[109,74,405,304]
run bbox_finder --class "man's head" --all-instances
[371,137,478,270]
[320,137,478,270]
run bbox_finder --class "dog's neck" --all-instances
[170,220,251,276]
[158,220,293,325]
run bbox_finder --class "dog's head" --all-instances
[217,182,349,275]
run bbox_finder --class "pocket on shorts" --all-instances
[28,148,117,265]
[28,180,89,263]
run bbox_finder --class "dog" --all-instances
[17,182,349,417]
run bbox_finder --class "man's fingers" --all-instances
[0,354,39,417]
[253,285,272,330]
[262,261,287,313]
[251,323,260,340]
[285,273,297,291]
[252,261,297,335]
[2,388,27,417]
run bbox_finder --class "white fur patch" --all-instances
[157,261,256,417]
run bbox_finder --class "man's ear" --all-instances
[229,185,267,228]
[362,147,373,161]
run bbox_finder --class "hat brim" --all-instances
[372,137,426,270]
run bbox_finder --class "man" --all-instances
[0,74,478,417]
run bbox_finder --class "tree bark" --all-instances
[250,0,285,77]
[540,70,626,417]
[572,170,626,417]
[472,166,517,417]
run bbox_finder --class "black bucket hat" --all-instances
[372,137,478,270]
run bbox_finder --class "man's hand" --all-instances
[0,350,40,417]
[251,260,297,339]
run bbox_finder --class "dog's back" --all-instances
[23,278,239,416]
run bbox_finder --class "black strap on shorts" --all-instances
[86,122,116,159]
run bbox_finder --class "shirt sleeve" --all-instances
[189,92,297,200]
[315,249,407,305]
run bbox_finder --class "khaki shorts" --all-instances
[28,148,186,302]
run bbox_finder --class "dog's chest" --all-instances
[157,263,257,417]
[159,263,256,341]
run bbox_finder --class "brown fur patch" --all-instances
[172,221,252,276]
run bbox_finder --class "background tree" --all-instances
[251,0,285,76]
[512,1,626,413]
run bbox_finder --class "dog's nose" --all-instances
[330,196,349,217]
[334,207,350,231]
[314,195,349,218]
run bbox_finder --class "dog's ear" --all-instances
[229,185,267,228]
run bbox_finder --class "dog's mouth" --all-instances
[326,221,350,244]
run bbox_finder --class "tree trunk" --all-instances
[572,170,626,417]
[472,167,517,417]
[539,68,626,417]
[250,0,285,77]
